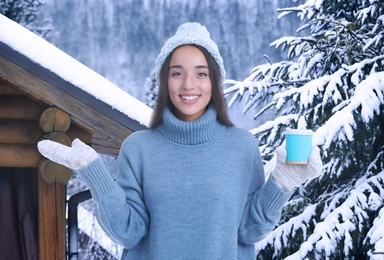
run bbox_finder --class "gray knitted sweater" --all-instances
[78,106,292,259]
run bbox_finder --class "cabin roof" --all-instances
[0,14,152,156]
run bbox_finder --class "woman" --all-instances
[38,22,322,259]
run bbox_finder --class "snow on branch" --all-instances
[365,207,384,258]
[256,166,384,259]
[276,0,321,21]
[315,70,384,149]
[295,170,384,258]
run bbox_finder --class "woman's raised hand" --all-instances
[37,138,99,171]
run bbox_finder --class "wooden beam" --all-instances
[0,119,43,144]
[38,174,66,260]
[39,107,71,133]
[0,96,47,120]
[0,55,132,146]
[0,144,41,167]
[0,81,22,95]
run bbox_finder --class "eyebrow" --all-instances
[170,65,209,69]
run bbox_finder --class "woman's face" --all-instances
[168,45,212,122]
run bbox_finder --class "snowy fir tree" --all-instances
[144,69,158,109]
[225,0,384,258]
[0,0,54,39]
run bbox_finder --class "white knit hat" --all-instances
[155,22,226,81]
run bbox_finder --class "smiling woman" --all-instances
[37,22,323,260]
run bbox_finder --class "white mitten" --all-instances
[37,138,99,170]
[271,145,323,191]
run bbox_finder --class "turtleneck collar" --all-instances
[156,105,226,145]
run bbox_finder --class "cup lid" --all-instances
[285,128,313,134]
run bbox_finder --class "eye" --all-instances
[170,71,182,77]
[197,72,209,77]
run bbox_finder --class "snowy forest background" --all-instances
[2,0,384,259]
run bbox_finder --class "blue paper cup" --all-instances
[285,129,313,164]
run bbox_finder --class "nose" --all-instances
[182,74,195,90]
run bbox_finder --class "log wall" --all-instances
[0,82,75,259]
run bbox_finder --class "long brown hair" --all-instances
[149,45,233,128]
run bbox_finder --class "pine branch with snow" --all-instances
[0,0,55,39]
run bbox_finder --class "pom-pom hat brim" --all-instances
[155,22,226,81]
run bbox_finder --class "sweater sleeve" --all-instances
[77,136,149,249]
[238,141,293,245]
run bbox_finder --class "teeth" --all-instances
[181,96,198,100]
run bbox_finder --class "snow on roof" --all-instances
[0,14,153,127]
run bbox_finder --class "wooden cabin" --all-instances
[0,15,150,259]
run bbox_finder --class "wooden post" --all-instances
[37,107,71,260]
[38,174,66,260]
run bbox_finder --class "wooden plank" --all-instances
[92,134,120,157]
[0,119,43,144]
[0,143,41,167]
[38,174,66,260]
[92,143,119,157]
[0,55,133,146]
[0,81,22,95]
[0,96,47,120]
